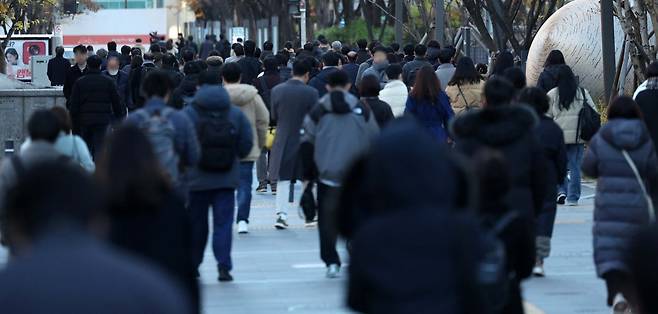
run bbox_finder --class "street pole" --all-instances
[300,0,307,45]
[435,0,444,44]
[395,0,402,45]
[52,5,63,54]
[600,0,615,104]
[463,27,471,57]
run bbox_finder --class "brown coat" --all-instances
[445,81,484,115]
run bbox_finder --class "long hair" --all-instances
[544,50,566,67]
[557,65,578,110]
[411,65,441,102]
[608,96,643,120]
[491,51,514,76]
[449,56,482,86]
[95,125,170,214]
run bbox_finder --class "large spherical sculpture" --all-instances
[526,0,628,100]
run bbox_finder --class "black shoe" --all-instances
[218,269,233,282]
[256,183,268,193]
[271,183,277,195]
[557,193,566,205]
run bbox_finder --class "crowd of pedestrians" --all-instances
[1,34,658,314]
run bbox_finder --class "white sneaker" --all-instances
[532,265,545,277]
[612,293,629,314]
[274,213,288,230]
[326,264,340,279]
[237,221,249,234]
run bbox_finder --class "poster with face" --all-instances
[4,39,48,80]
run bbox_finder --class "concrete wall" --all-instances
[0,88,65,157]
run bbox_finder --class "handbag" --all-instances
[621,149,656,223]
[576,88,601,142]
[265,127,276,150]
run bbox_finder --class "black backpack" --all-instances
[576,88,601,142]
[478,211,518,313]
[194,105,239,172]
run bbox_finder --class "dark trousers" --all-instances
[80,124,108,160]
[256,150,276,186]
[604,270,633,306]
[317,182,341,266]
[536,198,558,260]
[236,161,254,223]
[189,188,235,271]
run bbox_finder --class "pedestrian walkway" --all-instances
[0,183,607,313]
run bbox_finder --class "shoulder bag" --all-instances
[622,149,656,223]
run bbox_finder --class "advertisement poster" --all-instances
[4,38,49,81]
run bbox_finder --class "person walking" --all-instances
[518,87,568,277]
[536,50,566,93]
[222,63,270,234]
[404,66,454,143]
[269,60,319,229]
[581,96,658,314]
[451,77,547,219]
[47,46,71,86]
[355,39,370,65]
[547,65,596,206]
[97,125,200,314]
[308,51,342,97]
[336,120,485,314]
[300,70,379,278]
[64,45,88,108]
[359,75,394,128]
[103,55,131,111]
[634,61,658,152]
[183,83,253,282]
[434,48,456,91]
[198,35,214,61]
[445,56,484,115]
[68,55,125,158]
[402,44,432,86]
[379,64,408,117]
[0,162,191,314]
[254,57,283,194]
[125,70,200,190]
[360,47,389,88]
[237,40,262,85]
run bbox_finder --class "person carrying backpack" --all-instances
[474,151,535,314]
[183,83,253,282]
[125,70,200,193]
[300,70,380,278]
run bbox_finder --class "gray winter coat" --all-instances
[269,79,319,181]
[362,61,389,89]
[183,85,253,191]
[301,90,380,186]
[582,119,658,277]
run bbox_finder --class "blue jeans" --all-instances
[559,144,584,203]
[189,189,235,271]
[236,161,254,223]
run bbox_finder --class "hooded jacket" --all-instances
[379,80,408,117]
[224,84,270,162]
[582,119,658,277]
[547,86,596,144]
[183,86,253,191]
[452,105,547,218]
[301,90,380,186]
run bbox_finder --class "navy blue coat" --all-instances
[103,69,131,110]
[308,67,340,98]
[582,119,658,277]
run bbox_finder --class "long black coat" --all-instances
[452,105,548,219]
[47,56,70,86]
[64,64,87,102]
[582,119,658,277]
[536,115,568,216]
[269,79,319,181]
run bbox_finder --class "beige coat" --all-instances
[224,84,270,161]
[445,81,484,115]
[547,86,596,144]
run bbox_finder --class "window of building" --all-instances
[92,0,162,9]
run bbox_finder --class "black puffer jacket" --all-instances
[237,56,262,85]
[69,69,125,127]
[452,105,548,218]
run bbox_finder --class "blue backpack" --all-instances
[135,108,179,182]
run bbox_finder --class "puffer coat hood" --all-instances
[451,104,538,146]
[193,85,231,111]
[224,84,259,107]
[599,119,650,150]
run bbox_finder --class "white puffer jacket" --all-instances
[547,86,596,144]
